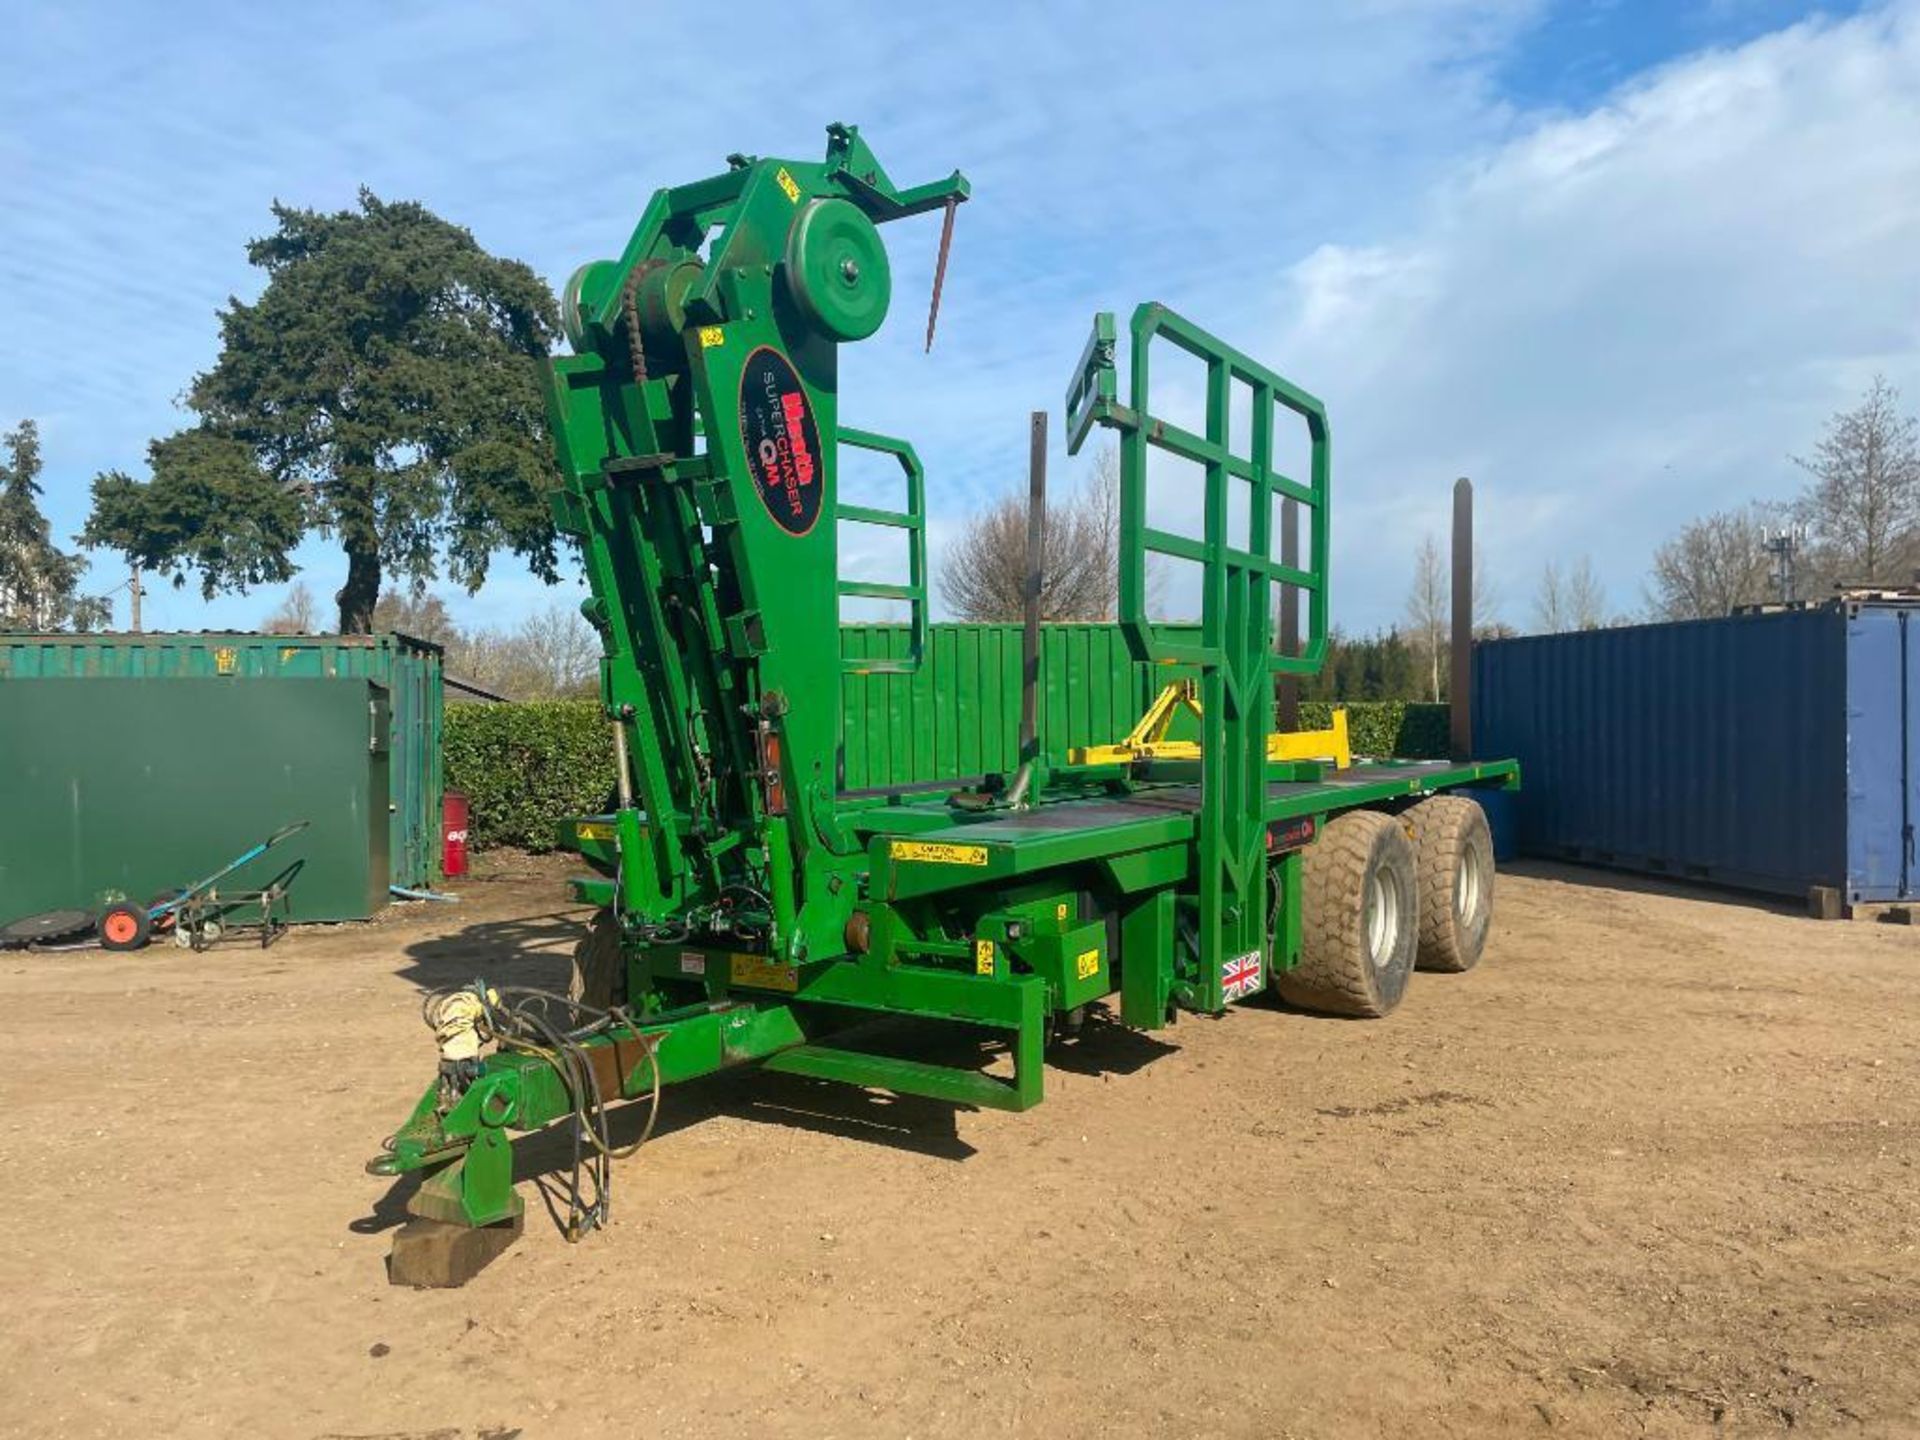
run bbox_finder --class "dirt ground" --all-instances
[2,853,1918,1440]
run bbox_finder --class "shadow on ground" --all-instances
[366,905,1204,1242]
[397,909,587,994]
[361,940,1188,1241]
[1500,857,1807,918]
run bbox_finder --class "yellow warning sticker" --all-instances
[1055,903,1069,923]
[731,954,799,992]
[1075,948,1100,981]
[699,326,725,348]
[575,822,618,842]
[890,841,989,866]
[974,939,995,976]
[775,167,801,203]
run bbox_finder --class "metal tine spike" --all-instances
[924,196,958,353]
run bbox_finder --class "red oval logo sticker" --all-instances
[739,346,824,537]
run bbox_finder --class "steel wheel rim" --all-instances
[1365,869,1400,969]
[1456,844,1486,928]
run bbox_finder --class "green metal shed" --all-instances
[0,676,391,921]
[0,631,442,894]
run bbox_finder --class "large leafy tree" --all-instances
[85,191,563,632]
[0,419,111,631]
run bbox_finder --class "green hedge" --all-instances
[445,701,615,851]
[446,697,1452,852]
[1300,700,1450,761]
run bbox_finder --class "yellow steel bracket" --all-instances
[1067,683,1352,770]
[1269,705,1350,768]
[1068,680,1202,764]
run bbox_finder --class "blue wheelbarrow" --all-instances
[96,820,311,952]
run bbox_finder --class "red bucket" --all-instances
[442,790,470,878]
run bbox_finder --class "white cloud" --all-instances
[2,0,1542,631]
[1270,2,1920,629]
[21,1,1909,642]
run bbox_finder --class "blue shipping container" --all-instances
[1473,601,1916,906]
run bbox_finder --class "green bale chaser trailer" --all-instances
[371,125,1518,1285]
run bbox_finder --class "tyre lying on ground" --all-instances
[1407,795,1494,974]
[1275,809,1419,1017]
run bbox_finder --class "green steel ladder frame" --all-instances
[1067,304,1331,1007]
[836,427,928,675]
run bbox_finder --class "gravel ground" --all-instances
[1,851,1916,1439]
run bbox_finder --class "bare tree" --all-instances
[1471,558,1501,636]
[1565,555,1606,629]
[1647,505,1776,620]
[371,588,460,647]
[1793,376,1920,585]
[939,448,1121,621]
[509,601,601,696]
[1404,534,1447,702]
[1533,560,1567,635]
[1399,532,1499,697]
[354,587,601,698]
[1533,555,1606,633]
[262,581,319,635]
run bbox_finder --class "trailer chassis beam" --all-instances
[370,964,1049,1240]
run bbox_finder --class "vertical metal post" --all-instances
[1449,477,1473,761]
[1006,412,1046,807]
[1020,411,1047,767]
[129,564,143,633]
[1276,497,1299,731]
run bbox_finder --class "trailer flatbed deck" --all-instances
[849,759,1519,884]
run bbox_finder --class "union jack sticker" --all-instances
[1222,949,1263,1001]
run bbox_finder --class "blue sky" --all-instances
[3,0,1913,636]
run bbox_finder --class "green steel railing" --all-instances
[837,427,928,675]
[1067,302,1332,1008]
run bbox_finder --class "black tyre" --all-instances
[1274,809,1417,1017]
[98,902,152,952]
[567,907,626,1010]
[1408,796,1494,973]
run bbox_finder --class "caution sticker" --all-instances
[699,325,725,348]
[576,822,618,842]
[775,167,801,203]
[975,939,995,975]
[731,953,799,992]
[890,841,989,866]
[1075,948,1100,981]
